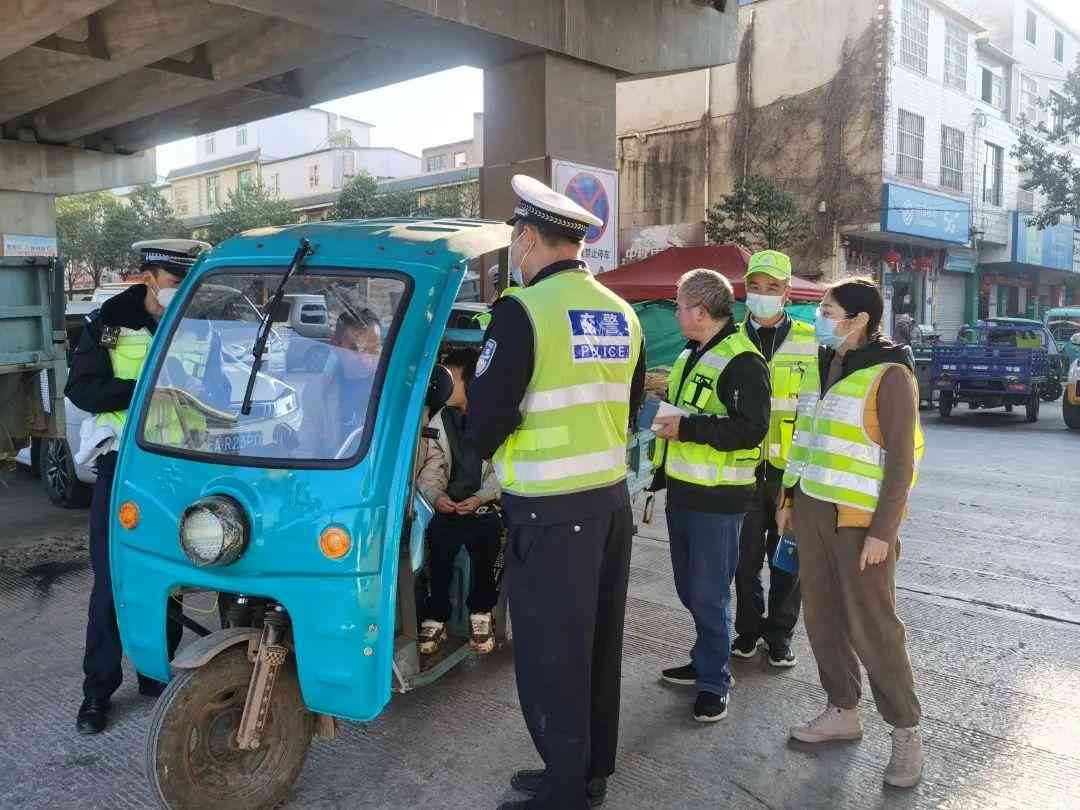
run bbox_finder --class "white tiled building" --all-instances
[868,0,1080,336]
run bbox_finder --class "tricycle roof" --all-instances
[203,218,512,271]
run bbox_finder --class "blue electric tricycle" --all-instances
[109,219,655,809]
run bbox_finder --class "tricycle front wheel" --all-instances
[1026,391,1040,423]
[146,646,314,810]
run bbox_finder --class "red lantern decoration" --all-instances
[913,256,933,272]
[884,250,902,266]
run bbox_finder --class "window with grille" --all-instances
[207,175,219,209]
[427,155,446,172]
[1021,75,1039,123]
[236,127,248,147]
[238,168,253,187]
[309,164,320,189]
[897,109,925,181]
[980,67,1005,109]
[1051,91,1066,135]
[1026,9,1037,45]
[1055,30,1065,63]
[173,187,189,217]
[940,126,964,191]
[901,0,929,74]
[944,20,968,91]
[982,143,1003,206]
[1018,170,1035,213]
[205,134,215,155]
[271,173,280,195]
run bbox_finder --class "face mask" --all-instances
[746,293,783,321]
[815,313,849,349]
[157,287,178,308]
[509,231,533,287]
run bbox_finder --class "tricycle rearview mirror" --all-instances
[1070,333,1080,346]
[426,365,454,412]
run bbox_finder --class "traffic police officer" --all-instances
[466,175,645,810]
[68,238,209,735]
[731,250,819,667]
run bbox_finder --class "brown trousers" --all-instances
[794,489,921,728]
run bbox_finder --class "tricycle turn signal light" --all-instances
[118,501,140,530]
[319,526,352,560]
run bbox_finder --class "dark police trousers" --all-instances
[734,466,801,648]
[506,503,634,810]
[83,452,182,700]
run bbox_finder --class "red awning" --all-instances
[598,245,825,302]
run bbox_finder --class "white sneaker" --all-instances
[884,726,924,788]
[469,612,495,654]
[418,620,447,655]
[789,704,864,743]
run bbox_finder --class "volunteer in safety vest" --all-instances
[66,239,209,735]
[650,269,771,724]
[731,250,818,668]
[776,277,926,789]
[466,175,645,810]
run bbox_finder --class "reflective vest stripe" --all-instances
[779,341,818,356]
[771,396,799,412]
[695,352,732,373]
[666,458,758,482]
[496,446,626,483]
[522,382,631,413]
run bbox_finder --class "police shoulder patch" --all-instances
[476,338,497,376]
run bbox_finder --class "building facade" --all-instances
[194,108,373,164]
[422,113,484,173]
[617,0,1080,339]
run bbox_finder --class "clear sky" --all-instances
[154,66,484,177]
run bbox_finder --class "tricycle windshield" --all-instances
[137,268,407,465]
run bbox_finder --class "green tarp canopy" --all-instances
[632,300,818,370]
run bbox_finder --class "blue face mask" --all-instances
[815,313,849,349]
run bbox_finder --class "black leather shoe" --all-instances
[509,769,606,807]
[138,677,167,698]
[76,698,110,735]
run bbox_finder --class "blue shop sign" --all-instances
[880,184,970,244]
[944,248,977,274]
[1012,212,1076,271]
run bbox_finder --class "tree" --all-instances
[326,170,420,220]
[419,182,480,218]
[128,184,186,241]
[56,191,115,294]
[1012,58,1080,228]
[705,175,813,251]
[205,181,300,245]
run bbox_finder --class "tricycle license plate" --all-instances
[208,431,263,454]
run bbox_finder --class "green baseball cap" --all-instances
[746,250,792,282]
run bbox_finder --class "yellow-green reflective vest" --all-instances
[492,270,641,497]
[782,362,925,512]
[96,327,205,447]
[653,329,763,487]
[740,318,819,471]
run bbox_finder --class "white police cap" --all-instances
[507,174,603,240]
[132,238,211,276]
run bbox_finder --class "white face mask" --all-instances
[157,287,179,308]
[509,231,534,287]
[746,292,784,321]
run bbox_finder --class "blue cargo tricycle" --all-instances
[109,219,654,809]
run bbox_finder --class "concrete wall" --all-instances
[422,113,484,172]
[615,0,881,273]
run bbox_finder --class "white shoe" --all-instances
[789,704,864,743]
[884,726,924,788]
[469,612,495,654]
[418,620,446,655]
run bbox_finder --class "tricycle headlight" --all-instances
[179,495,248,567]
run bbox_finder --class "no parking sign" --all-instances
[552,160,619,274]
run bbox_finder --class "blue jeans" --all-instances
[666,509,745,698]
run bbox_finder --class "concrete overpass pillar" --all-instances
[479,52,616,298]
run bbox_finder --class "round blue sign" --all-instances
[564,172,609,244]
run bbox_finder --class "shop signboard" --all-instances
[880,184,970,244]
[1012,213,1076,272]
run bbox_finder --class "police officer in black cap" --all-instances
[69,239,208,734]
[466,176,646,809]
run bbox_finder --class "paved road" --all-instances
[0,464,87,550]
[0,404,1077,809]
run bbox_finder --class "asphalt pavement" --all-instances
[0,403,1077,809]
